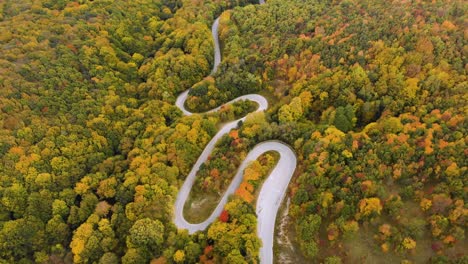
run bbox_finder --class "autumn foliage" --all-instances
[0,0,466,263]
[219,210,229,222]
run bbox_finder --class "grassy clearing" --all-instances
[183,192,221,223]
[342,227,401,264]
[273,198,309,264]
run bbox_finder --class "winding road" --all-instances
[173,1,296,263]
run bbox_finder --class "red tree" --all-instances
[219,210,229,222]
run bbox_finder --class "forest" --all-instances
[0,0,466,263]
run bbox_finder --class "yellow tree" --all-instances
[357,197,382,219]
[173,250,185,263]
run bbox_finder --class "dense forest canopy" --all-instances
[0,0,466,263]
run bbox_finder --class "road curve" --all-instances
[173,1,296,263]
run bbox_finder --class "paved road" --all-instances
[173,1,296,263]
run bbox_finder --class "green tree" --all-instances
[226,249,247,264]
[128,218,165,252]
[122,248,149,264]
[333,105,355,132]
[298,214,321,242]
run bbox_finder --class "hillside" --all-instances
[0,0,466,263]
